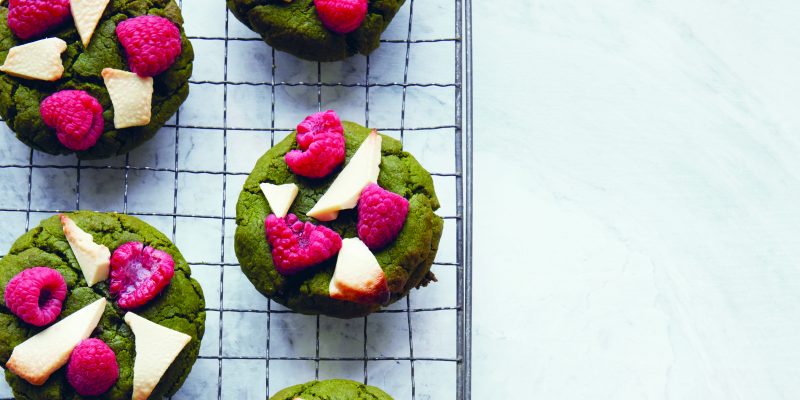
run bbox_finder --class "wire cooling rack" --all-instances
[0,0,472,398]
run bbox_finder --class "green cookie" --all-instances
[227,0,406,62]
[271,379,393,400]
[235,121,443,318]
[0,212,205,399]
[0,0,193,159]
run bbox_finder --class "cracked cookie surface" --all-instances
[226,0,405,62]
[271,379,393,400]
[0,0,193,159]
[235,121,443,318]
[0,211,205,400]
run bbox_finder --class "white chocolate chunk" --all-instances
[260,182,299,218]
[102,68,154,129]
[0,38,67,81]
[125,312,191,400]
[307,131,382,221]
[71,0,111,47]
[329,238,389,304]
[6,298,107,385]
[61,214,111,286]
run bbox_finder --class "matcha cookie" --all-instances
[0,212,205,399]
[227,0,406,62]
[0,0,193,159]
[235,113,442,318]
[271,379,393,400]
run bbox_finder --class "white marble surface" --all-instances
[473,0,800,398]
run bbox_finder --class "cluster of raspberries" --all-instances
[265,111,410,277]
[6,0,182,151]
[3,268,118,395]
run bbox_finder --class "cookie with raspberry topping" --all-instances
[236,118,442,318]
[0,212,205,399]
[0,1,194,159]
[227,0,407,61]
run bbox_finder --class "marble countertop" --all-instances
[472,0,800,398]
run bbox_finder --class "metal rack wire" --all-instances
[0,0,471,398]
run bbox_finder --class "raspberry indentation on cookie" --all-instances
[66,338,120,396]
[314,0,368,34]
[40,90,104,151]
[285,110,346,179]
[357,183,409,250]
[3,267,67,326]
[110,242,174,309]
[7,0,71,40]
[265,213,343,275]
[116,15,182,77]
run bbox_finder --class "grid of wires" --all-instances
[0,0,471,398]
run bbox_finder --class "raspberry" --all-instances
[40,90,104,151]
[285,110,346,179]
[66,338,119,396]
[7,0,71,40]
[357,184,409,249]
[314,0,368,34]
[265,213,343,275]
[116,16,182,77]
[3,267,67,326]
[109,242,174,309]
[284,110,345,178]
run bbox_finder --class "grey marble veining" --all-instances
[473,0,800,398]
